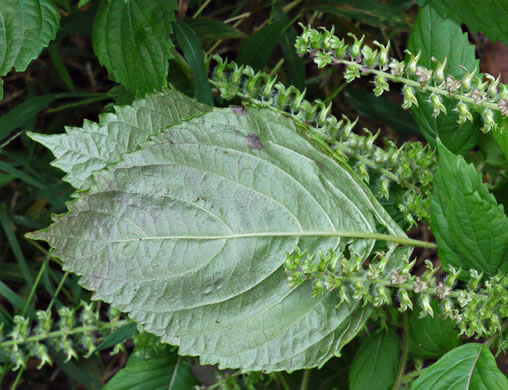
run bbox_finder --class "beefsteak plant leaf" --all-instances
[432,140,508,275]
[92,0,178,97]
[0,0,61,97]
[419,0,508,45]
[104,347,198,390]
[28,89,211,190]
[408,299,461,359]
[408,4,481,155]
[28,96,413,372]
[411,343,508,389]
[349,327,400,390]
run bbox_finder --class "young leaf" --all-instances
[104,347,198,390]
[411,343,508,389]
[408,4,481,155]
[29,104,412,372]
[173,20,213,106]
[420,0,508,45]
[432,140,508,275]
[0,0,60,79]
[238,21,286,71]
[349,327,400,390]
[92,0,178,97]
[408,299,461,359]
[28,89,211,190]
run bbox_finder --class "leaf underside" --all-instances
[29,94,412,372]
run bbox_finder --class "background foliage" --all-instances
[0,0,508,388]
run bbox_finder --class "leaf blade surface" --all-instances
[29,106,412,372]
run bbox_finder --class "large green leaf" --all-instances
[420,0,508,45]
[104,347,198,390]
[29,103,412,372]
[92,0,177,97]
[411,343,508,389]
[0,0,60,93]
[408,4,481,155]
[408,299,461,359]
[349,327,400,390]
[28,89,211,190]
[432,140,508,275]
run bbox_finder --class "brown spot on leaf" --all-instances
[230,105,247,115]
[246,134,264,150]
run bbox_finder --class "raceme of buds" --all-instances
[293,25,507,136]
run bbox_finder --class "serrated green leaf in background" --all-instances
[173,20,213,106]
[92,0,177,97]
[273,6,305,91]
[493,118,508,160]
[419,0,508,45]
[28,89,211,190]
[184,18,246,41]
[407,4,481,155]
[0,0,60,89]
[411,343,508,390]
[238,21,286,71]
[431,140,508,275]
[349,327,400,390]
[28,100,412,372]
[408,299,461,359]
[104,347,198,390]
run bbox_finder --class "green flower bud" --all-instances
[432,56,447,82]
[402,86,418,109]
[348,33,365,58]
[398,289,413,312]
[418,295,434,318]
[454,102,473,124]
[481,108,495,133]
[361,45,378,68]
[373,75,389,97]
[389,58,405,76]
[405,50,421,75]
[373,40,391,67]
[344,63,361,83]
[429,94,447,118]
[460,66,477,90]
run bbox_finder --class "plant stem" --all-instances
[300,369,311,390]
[401,368,425,384]
[192,0,211,18]
[485,320,508,348]
[22,257,47,317]
[393,313,410,390]
[0,320,129,348]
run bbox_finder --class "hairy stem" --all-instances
[393,313,410,390]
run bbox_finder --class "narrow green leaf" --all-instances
[408,4,481,155]
[238,21,286,71]
[432,140,508,275]
[408,299,461,359]
[420,0,508,45]
[349,327,400,390]
[104,348,198,390]
[28,89,211,190]
[173,20,213,106]
[92,0,178,97]
[0,161,45,188]
[0,0,60,76]
[0,206,33,288]
[273,7,305,90]
[0,95,55,143]
[0,280,35,317]
[96,323,137,352]
[48,44,75,91]
[29,101,412,372]
[411,343,508,390]
[184,18,246,40]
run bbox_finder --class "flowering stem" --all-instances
[331,58,500,111]
[0,320,129,348]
